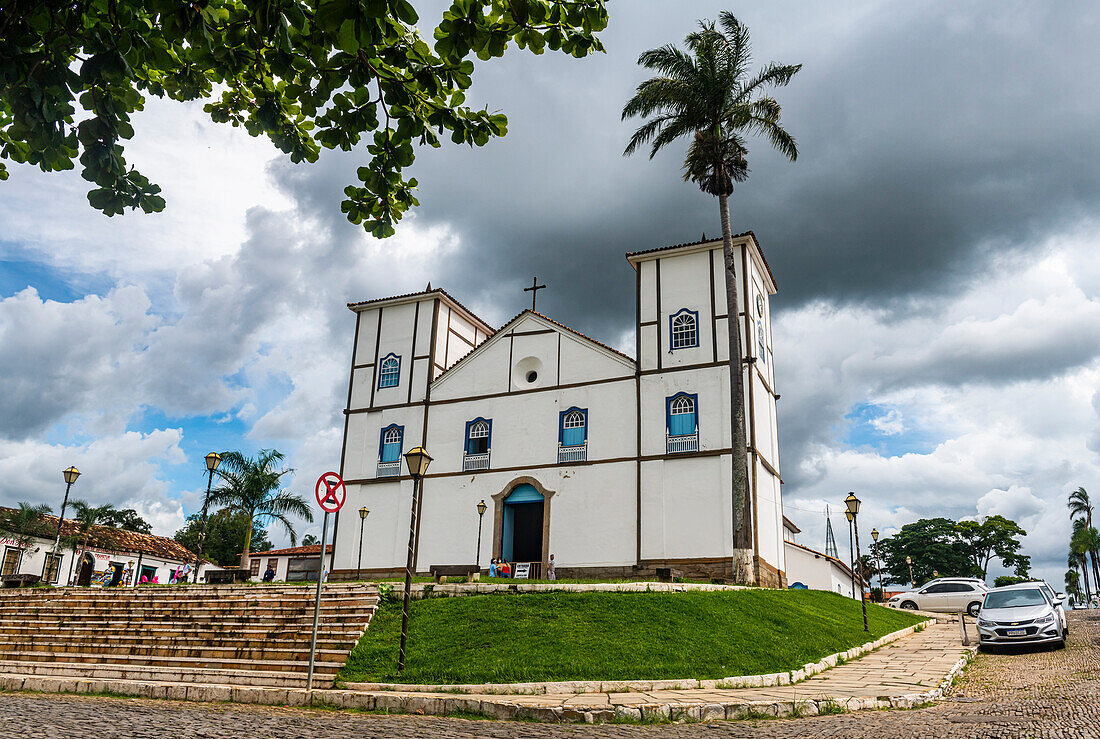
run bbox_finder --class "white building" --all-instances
[0,507,216,586]
[331,232,787,585]
[244,544,331,582]
[782,517,859,598]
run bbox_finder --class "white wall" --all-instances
[784,541,857,598]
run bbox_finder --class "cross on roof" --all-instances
[524,276,546,312]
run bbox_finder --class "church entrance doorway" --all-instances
[501,484,544,564]
[76,553,95,586]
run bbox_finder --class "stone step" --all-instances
[0,584,377,595]
[0,660,324,687]
[0,640,350,662]
[0,605,377,620]
[0,650,345,674]
[0,623,364,640]
[0,589,379,604]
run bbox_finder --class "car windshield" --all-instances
[983,589,1047,609]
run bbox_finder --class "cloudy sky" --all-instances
[2,1,1098,588]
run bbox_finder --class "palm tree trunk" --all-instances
[240,513,255,570]
[1082,556,1093,602]
[719,192,754,585]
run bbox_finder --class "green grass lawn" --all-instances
[339,589,925,685]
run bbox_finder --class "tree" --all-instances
[956,515,1029,579]
[207,449,312,568]
[1064,568,1082,604]
[1068,486,1093,528]
[993,575,1029,588]
[301,534,320,546]
[1068,487,1099,595]
[1069,546,1092,604]
[98,507,153,534]
[621,12,799,584]
[66,500,116,584]
[174,509,273,568]
[877,518,975,586]
[0,1,607,238]
[0,502,52,574]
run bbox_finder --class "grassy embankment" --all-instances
[339,588,925,685]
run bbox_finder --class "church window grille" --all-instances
[464,418,492,471]
[558,408,588,462]
[666,393,699,453]
[377,424,404,477]
[670,309,699,350]
[378,354,401,388]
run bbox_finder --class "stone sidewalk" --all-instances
[341,621,973,721]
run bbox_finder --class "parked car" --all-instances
[886,578,989,616]
[976,583,1065,649]
[1026,581,1068,636]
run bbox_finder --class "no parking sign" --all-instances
[315,471,346,513]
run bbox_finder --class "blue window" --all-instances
[378,353,400,388]
[465,418,492,455]
[559,408,588,446]
[667,393,698,436]
[669,309,699,349]
[379,425,403,462]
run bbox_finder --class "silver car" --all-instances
[977,584,1065,649]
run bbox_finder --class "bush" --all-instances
[993,575,1029,588]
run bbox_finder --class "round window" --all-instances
[526,371,538,383]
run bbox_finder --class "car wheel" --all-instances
[967,601,982,617]
[900,600,918,610]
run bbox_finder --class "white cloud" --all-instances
[869,408,905,436]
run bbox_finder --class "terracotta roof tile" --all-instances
[0,507,205,564]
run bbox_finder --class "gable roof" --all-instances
[347,287,495,335]
[0,507,205,564]
[626,231,778,292]
[243,544,331,558]
[433,309,636,387]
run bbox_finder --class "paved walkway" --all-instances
[1,612,1096,737]
[351,621,970,720]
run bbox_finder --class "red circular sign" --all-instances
[315,471,346,513]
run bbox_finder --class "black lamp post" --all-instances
[192,452,222,583]
[356,506,370,581]
[845,509,855,599]
[475,499,487,569]
[846,492,868,632]
[53,466,81,566]
[871,528,882,603]
[398,446,432,673]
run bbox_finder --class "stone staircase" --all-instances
[0,583,379,688]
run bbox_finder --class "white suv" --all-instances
[887,579,989,616]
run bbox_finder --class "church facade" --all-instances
[330,232,786,586]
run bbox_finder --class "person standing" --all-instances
[488,558,498,578]
[500,559,511,578]
[546,554,556,581]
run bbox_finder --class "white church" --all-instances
[329,232,787,586]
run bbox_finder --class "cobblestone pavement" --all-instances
[1,611,1097,737]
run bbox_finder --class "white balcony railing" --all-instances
[463,452,491,471]
[558,444,587,464]
[376,460,401,478]
[666,434,699,454]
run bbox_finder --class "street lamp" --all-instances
[906,555,914,587]
[192,452,222,583]
[871,528,882,603]
[475,499,487,570]
[53,466,81,562]
[398,446,432,672]
[356,506,370,581]
[845,492,868,632]
[844,509,855,600]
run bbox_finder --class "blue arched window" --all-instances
[559,408,587,446]
[379,425,403,462]
[378,353,401,388]
[463,418,492,471]
[667,393,698,436]
[669,309,699,350]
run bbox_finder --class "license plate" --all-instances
[1007,629,1026,637]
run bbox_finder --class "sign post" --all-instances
[307,471,345,693]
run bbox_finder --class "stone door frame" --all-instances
[491,476,555,566]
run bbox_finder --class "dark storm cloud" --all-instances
[271,1,1100,353]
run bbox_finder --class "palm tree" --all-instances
[66,500,115,585]
[623,13,800,583]
[207,449,314,569]
[1069,486,1093,528]
[0,502,52,575]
